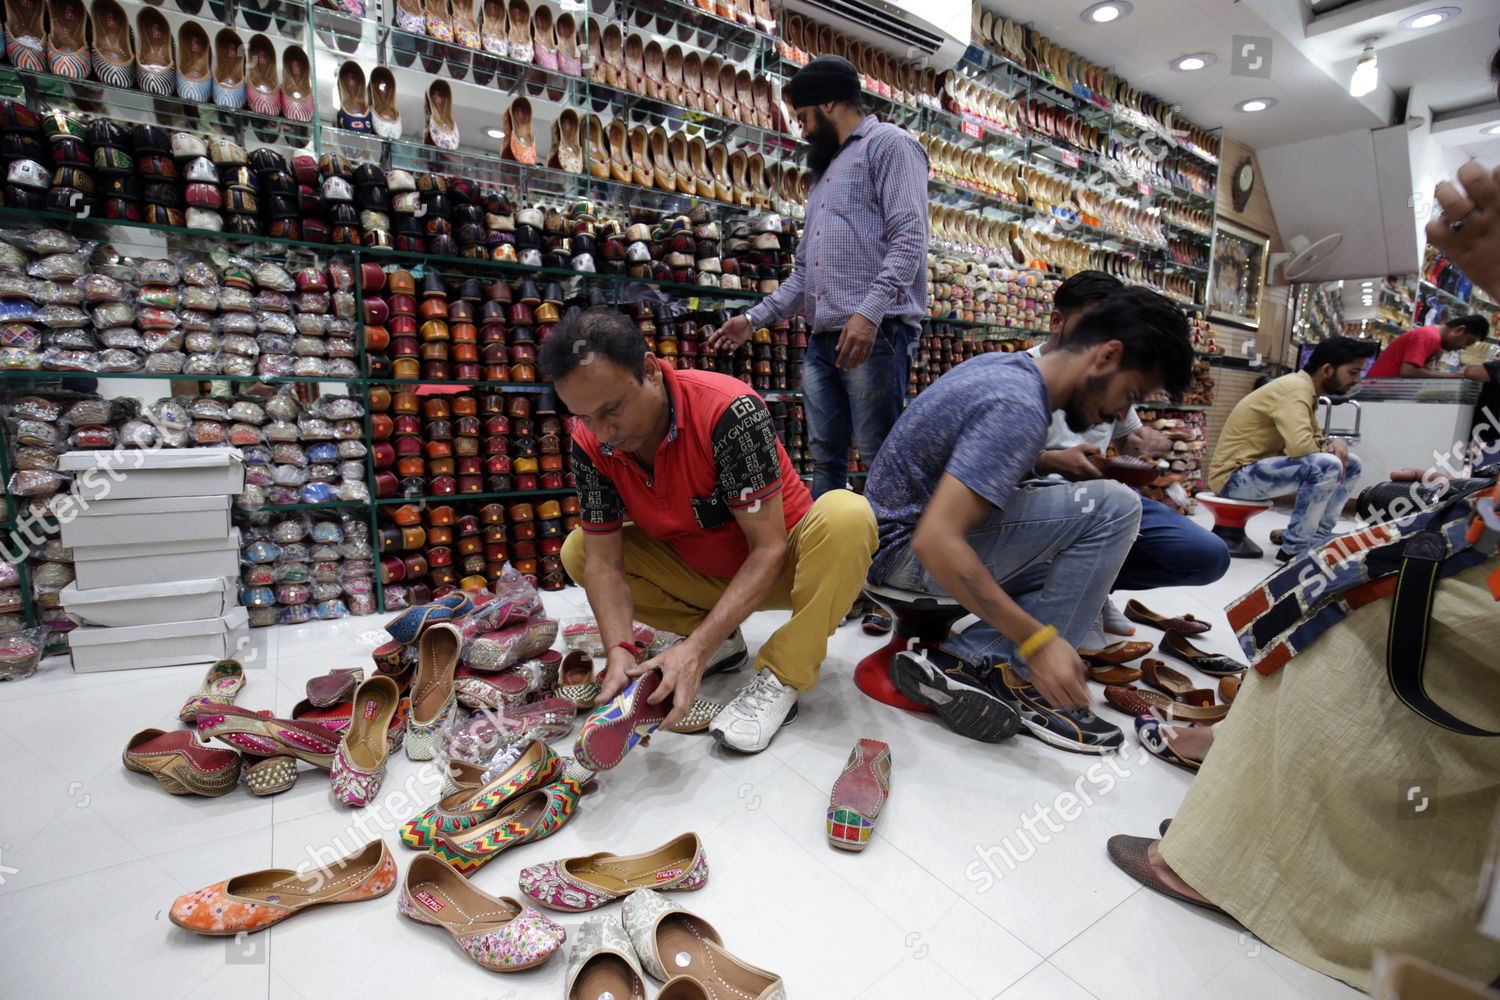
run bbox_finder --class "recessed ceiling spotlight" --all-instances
[1399,7,1460,30]
[484,127,506,139]
[1171,53,1217,72]
[1483,124,1500,136]
[1080,1,1132,23]
[1236,97,1276,113]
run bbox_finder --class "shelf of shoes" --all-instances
[929,254,1058,331]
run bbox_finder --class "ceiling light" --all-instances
[1349,40,1378,97]
[1399,7,1459,30]
[1236,98,1276,113]
[1483,124,1500,136]
[1171,53,1216,72]
[1080,1,1132,23]
[484,127,506,139]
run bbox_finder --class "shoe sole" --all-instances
[574,671,669,771]
[889,652,1020,743]
[709,701,797,754]
[1015,708,1124,755]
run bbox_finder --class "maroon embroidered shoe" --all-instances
[123,728,242,796]
[827,739,891,852]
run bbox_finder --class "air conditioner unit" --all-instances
[783,0,970,69]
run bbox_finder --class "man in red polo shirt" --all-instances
[540,307,877,754]
[1363,315,1486,378]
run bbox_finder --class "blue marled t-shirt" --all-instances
[866,352,1053,579]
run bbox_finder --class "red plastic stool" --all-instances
[855,582,968,712]
[1197,491,1273,559]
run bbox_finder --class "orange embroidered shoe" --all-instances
[168,839,397,936]
[400,738,561,849]
[429,778,582,874]
[826,739,890,852]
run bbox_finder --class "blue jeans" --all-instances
[1115,496,1230,590]
[868,479,1141,672]
[801,317,915,498]
[1221,451,1362,555]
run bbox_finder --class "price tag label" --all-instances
[961,118,981,139]
[1062,152,1079,168]
[1138,182,1152,196]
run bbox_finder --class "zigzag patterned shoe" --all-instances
[429,778,582,875]
[572,669,669,772]
[400,739,560,850]
[518,831,708,913]
[399,854,565,971]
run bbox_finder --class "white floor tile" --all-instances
[0,509,1379,998]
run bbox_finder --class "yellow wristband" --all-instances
[1018,625,1058,661]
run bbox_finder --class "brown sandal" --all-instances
[1077,639,1152,666]
[1103,684,1227,722]
[1106,836,1227,915]
[1124,599,1210,635]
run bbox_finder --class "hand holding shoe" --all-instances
[1034,443,1101,481]
[835,313,877,370]
[703,314,752,352]
[594,644,640,705]
[1027,637,1091,709]
[642,639,706,730]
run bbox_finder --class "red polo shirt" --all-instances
[1365,325,1440,378]
[570,361,813,578]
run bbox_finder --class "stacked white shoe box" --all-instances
[56,448,248,673]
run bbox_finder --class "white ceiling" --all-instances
[984,0,1499,155]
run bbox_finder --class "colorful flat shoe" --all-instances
[1088,664,1142,685]
[244,754,298,796]
[306,667,364,707]
[178,658,245,723]
[518,832,708,912]
[465,618,559,672]
[330,675,402,807]
[291,696,409,751]
[400,854,565,971]
[565,914,648,1000]
[430,778,582,874]
[408,622,461,761]
[1124,599,1211,636]
[122,728,241,797]
[401,738,561,849]
[385,592,474,645]
[573,669,669,772]
[1159,630,1247,678]
[198,705,342,768]
[621,889,785,999]
[447,698,577,763]
[1078,640,1152,666]
[1134,714,1203,772]
[827,738,890,852]
[664,699,723,735]
[169,839,397,936]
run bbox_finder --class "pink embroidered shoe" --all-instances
[400,738,561,849]
[827,738,891,852]
[291,695,409,755]
[169,839,396,936]
[400,854,565,971]
[330,675,402,807]
[445,698,576,764]
[198,705,342,769]
[464,617,558,671]
[518,832,708,913]
[178,658,245,723]
[429,778,582,874]
[123,728,241,797]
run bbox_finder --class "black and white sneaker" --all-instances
[889,647,1021,743]
[702,629,748,676]
[994,664,1124,754]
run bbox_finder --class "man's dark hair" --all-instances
[1052,270,1124,311]
[1057,286,1194,396]
[537,306,648,383]
[1303,336,1379,374]
[1446,314,1490,339]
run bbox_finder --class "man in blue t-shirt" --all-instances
[865,287,1194,754]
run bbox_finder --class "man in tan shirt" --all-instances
[1208,337,1380,562]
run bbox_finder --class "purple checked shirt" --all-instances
[744,115,929,333]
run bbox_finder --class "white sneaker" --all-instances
[708,669,798,753]
[1101,599,1136,637]
[703,629,747,676]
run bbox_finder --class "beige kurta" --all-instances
[1162,561,1500,990]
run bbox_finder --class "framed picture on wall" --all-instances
[1208,219,1270,329]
